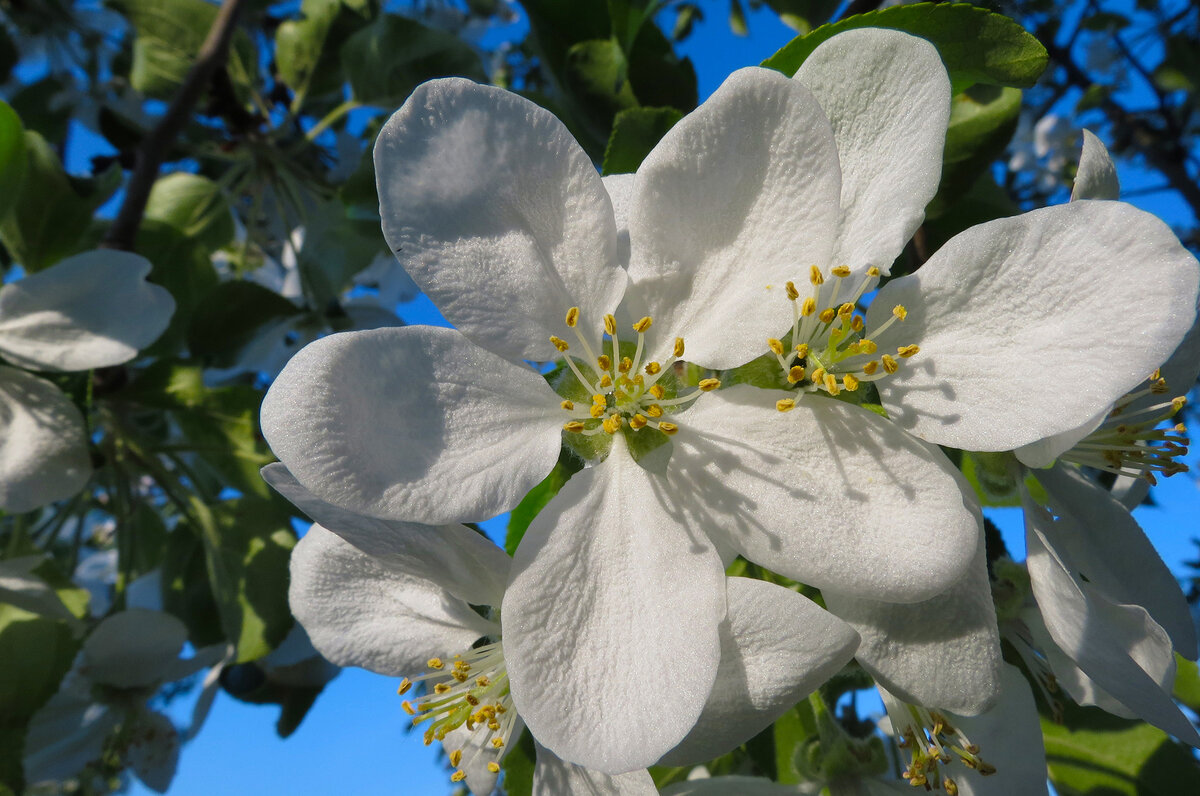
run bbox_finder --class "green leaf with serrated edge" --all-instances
[0,132,118,271]
[761,3,1048,94]
[601,106,682,175]
[926,85,1021,219]
[1174,655,1200,713]
[506,449,584,556]
[341,14,486,107]
[0,102,25,221]
[143,173,235,253]
[500,726,537,796]
[186,281,303,367]
[0,605,82,793]
[1043,702,1200,796]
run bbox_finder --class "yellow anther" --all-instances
[843,374,860,391]
[1151,368,1162,381]
[647,404,664,418]
[699,378,721,392]
[487,720,500,731]
[549,335,569,352]
[402,701,416,715]
[785,281,799,300]
[618,356,633,373]
[599,374,613,388]
[434,683,452,694]
[867,266,880,277]
[658,422,679,436]
[809,265,825,285]
[560,400,575,411]
[823,373,840,395]
[604,314,617,336]
[492,738,505,748]
[850,316,864,332]
[633,316,653,333]
[788,366,806,384]
[674,337,685,357]
[597,354,612,371]
[449,750,463,767]
[856,339,878,355]
[1173,396,1188,412]
[1175,423,1187,433]
[801,297,817,317]
[819,308,836,324]
[649,384,665,399]
[882,355,898,374]
[427,658,444,670]
[398,679,412,695]
[451,771,467,783]
[832,265,851,278]
[767,338,784,356]
[630,414,648,430]
[838,302,854,318]
[898,344,920,358]
[590,404,605,418]
[794,343,809,359]
[810,367,826,384]
[563,421,585,433]
[487,762,501,774]
[603,415,623,434]
[1151,378,1169,394]
[893,305,908,321]
[862,361,879,375]
[565,306,579,327]
[776,398,796,412]
[592,393,606,405]
[645,361,661,375]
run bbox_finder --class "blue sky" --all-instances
[126,4,1200,794]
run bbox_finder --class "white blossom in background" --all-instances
[267,463,858,795]
[0,250,175,513]
[261,29,985,772]
[23,609,224,793]
[1008,113,1078,192]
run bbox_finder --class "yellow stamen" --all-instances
[565,306,579,327]
[604,314,617,336]
[434,683,451,694]
[674,337,685,357]
[487,762,501,774]
[862,361,879,375]
[832,265,851,278]
[597,355,612,371]
[593,394,606,405]
[811,367,826,384]
[809,265,824,285]
[850,316,864,332]
[785,281,799,300]
[590,404,605,418]
[428,658,444,670]
[837,302,854,319]
[560,400,575,411]
[843,374,860,391]
[492,738,505,748]
[794,343,809,358]
[599,374,613,388]
[398,679,412,695]
[801,297,817,317]
[451,771,466,783]
[633,316,653,333]
[645,361,661,375]
[449,750,463,767]
[824,373,840,395]
[564,421,585,433]
[647,404,664,417]
[658,422,679,436]
[402,701,416,715]
[898,344,920,358]
[867,267,880,277]
[649,384,665,399]
[603,415,622,434]
[788,366,805,384]
[882,355,898,374]
[618,356,633,373]
[630,414,648,430]
[776,398,796,412]
[819,308,836,324]
[549,335,569,352]
[893,305,908,321]
[698,378,721,392]
[768,338,784,356]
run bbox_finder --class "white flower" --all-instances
[23,609,224,793]
[269,464,859,794]
[0,555,84,629]
[262,30,984,769]
[0,250,175,512]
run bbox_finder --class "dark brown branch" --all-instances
[101,0,245,252]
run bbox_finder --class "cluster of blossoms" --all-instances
[259,26,1200,796]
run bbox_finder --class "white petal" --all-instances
[667,386,979,603]
[662,778,814,796]
[261,326,563,524]
[82,609,187,689]
[263,463,510,607]
[504,435,726,773]
[660,577,859,766]
[1024,501,1200,744]
[23,667,121,785]
[0,366,91,513]
[603,173,636,270]
[0,555,82,625]
[288,525,497,677]
[375,78,626,362]
[795,28,950,274]
[0,250,174,371]
[872,201,1200,451]
[1021,606,1137,718]
[1071,130,1119,201]
[1013,404,1108,469]
[942,665,1049,796]
[1035,464,1196,658]
[626,67,841,370]
[824,531,1002,715]
[127,710,180,793]
[533,743,658,796]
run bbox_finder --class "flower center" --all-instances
[551,308,719,442]
[398,641,515,783]
[1059,371,1189,485]
[883,694,996,794]
[767,265,919,409]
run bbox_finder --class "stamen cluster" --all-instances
[891,700,995,793]
[398,642,516,784]
[770,265,919,410]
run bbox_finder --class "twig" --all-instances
[101,0,246,252]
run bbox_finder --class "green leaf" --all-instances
[113,0,257,99]
[295,199,388,307]
[341,13,486,107]
[0,102,26,221]
[1154,34,1200,93]
[276,0,373,104]
[8,78,72,144]
[1173,655,1200,713]
[506,450,584,556]
[173,384,276,498]
[1043,702,1200,796]
[601,106,682,175]
[762,3,1049,94]
[764,0,840,34]
[927,84,1022,218]
[0,132,119,271]
[162,526,224,647]
[192,496,297,662]
[143,173,235,253]
[133,221,221,356]
[186,281,303,366]
[564,38,639,121]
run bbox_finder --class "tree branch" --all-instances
[101,0,245,252]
